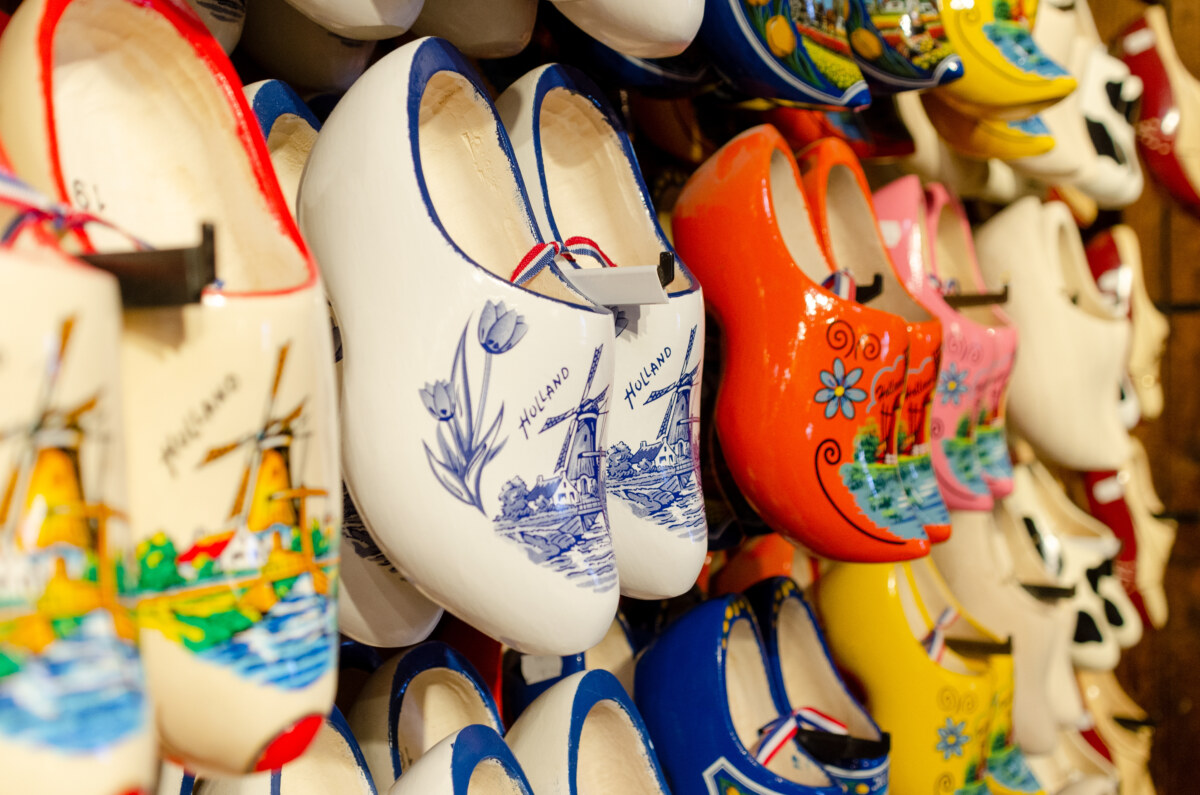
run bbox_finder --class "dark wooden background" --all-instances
[1089,2,1199,790]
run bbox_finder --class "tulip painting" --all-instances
[420,301,527,512]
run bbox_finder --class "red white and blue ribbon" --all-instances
[510,237,621,286]
[921,607,960,663]
[510,241,562,285]
[821,269,857,301]
[752,707,849,767]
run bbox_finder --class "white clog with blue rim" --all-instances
[549,0,703,58]
[298,37,621,656]
[347,642,505,792]
[497,63,707,601]
[193,708,377,794]
[387,725,534,795]
[506,669,671,794]
[243,79,320,219]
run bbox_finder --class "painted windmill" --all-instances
[200,344,306,538]
[0,317,100,553]
[643,325,700,454]
[540,345,609,495]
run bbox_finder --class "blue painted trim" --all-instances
[406,39,604,314]
[385,642,504,779]
[524,64,699,298]
[565,669,671,795]
[179,772,196,795]
[340,638,384,674]
[449,724,535,794]
[328,706,380,795]
[250,79,322,136]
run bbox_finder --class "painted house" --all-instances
[525,475,578,513]
[178,525,292,577]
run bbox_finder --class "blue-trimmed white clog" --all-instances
[745,578,890,795]
[696,0,869,108]
[347,642,505,792]
[505,613,636,719]
[193,708,377,794]
[387,724,534,795]
[506,669,670,793]
[299,37,621,656]
[244,79,320,218]
[497,63,708,601]
[635,596,843,795]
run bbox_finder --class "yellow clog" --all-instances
[936,0,1076,120]
[922,91,1056,161]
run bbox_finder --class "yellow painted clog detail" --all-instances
[850,28,883,60]
[935,0,1075,120]
[765,15,796,57]
[923,92,1055,160]
[816,561,994,795]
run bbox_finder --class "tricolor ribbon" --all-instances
[752,706,849,767]
[921,606,959,663]
[821,269,857,301]
[510,237,620,286]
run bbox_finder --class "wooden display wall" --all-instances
[1091,2,1199,790]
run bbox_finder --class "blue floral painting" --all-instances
[936,718,969,760]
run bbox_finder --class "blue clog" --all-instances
[745,577,891,795]
[635,595,844,794]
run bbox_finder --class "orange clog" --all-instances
[672,124,930,562]
[797,138,952,544]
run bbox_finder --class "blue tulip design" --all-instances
[478,300,528,354]
[420,381,455,421]
[815,357,867,419]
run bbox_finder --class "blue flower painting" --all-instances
[937,363,970,405]
[936,718,970,760]
[816,357,867,419]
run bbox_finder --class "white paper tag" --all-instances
[520,654,564,685]
[558,266,670,307]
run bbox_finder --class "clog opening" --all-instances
[575,700,665,794]
[895,562,989,677]
[1052,210,1121,321]
[776,597,879,739]
[582,619,635,696]
[397,668,498,768]
[417,70,587,307]
[467,758,529,795]
[538,88,693,293]
[725,616,833,787]
[51,0,309,293]
[269,718,375,793]
[768,150,839,286]
[994,468,1064,583]
[824,166,930,322]
[932,204,1005,327]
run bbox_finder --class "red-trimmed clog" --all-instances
[672,125,929,562]
[797,138,951,544]
[1116,5,1200,217]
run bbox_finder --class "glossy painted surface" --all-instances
[843,0,963,92]
[634,596,841,795]
[936,0,1076,120]
[387,724,534,795]
[798,138,951,543]
[497,64,708,601]
[766,103,916,162]
[299,38,622,655]
[0,0,340,774]
[872,177,1003,510]
[923,92,1056,161]
[816,561,996,795]
[672,125,929,562]
[696,0,869,108]
[1117,6,1200,216]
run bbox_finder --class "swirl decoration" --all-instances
[934,773,956,794]
[937,687,960,713]
[962,693,978,714]
[827,319,856,358]
[814,439,904,546]
[859,332,882,362]
[930,417,945,440]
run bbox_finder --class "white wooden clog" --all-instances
[299,37,621,656]
[410,0,537,59]
[387,725,534,795]
[279,0,422,40]
[549,0,702,59]
[496,64,707,601]
[0,0,341,774]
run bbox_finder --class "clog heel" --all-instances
[497,63,708,600]
[672,125,929,562]
[798,138,951,543]
[299,38,621,656]
[0,174,156,794]
[387,725,534,795]
[0,0,341,774]
[507,669,671,794]
[634,595,843,794]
